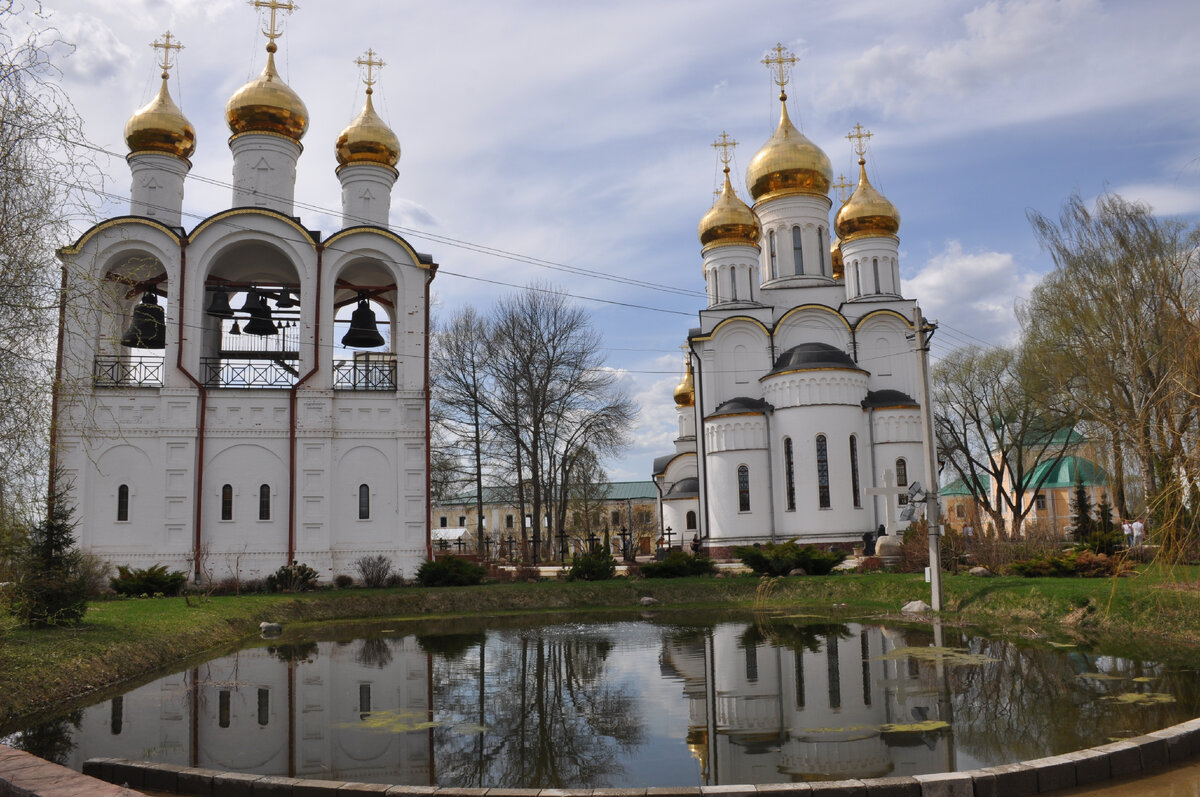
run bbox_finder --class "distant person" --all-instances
[691,534,701,554]
[964,524,974,538]
[1122,519,1133,548]
[1131,517,1145,548]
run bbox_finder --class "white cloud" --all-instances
[1104,183,1200,217]
[903,240,1040,347]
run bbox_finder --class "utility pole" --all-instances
[914,305,944,611]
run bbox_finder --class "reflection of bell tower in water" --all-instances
[54,1,436,582]
[661,623,954,783]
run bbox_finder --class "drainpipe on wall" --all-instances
[287,243,322,567]
[688,341,710,541]
[764,409,776,543]
[424,265,437,562]
[172,239,210,581]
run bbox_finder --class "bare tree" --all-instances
[932,345,1076,537]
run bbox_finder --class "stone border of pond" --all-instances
[5,714,1181,797]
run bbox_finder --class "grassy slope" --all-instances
[2,566,1198,728]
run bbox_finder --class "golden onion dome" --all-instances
[673,360,695,408]
[226,45,308,141]
[336,90,400,167]
[835,157,900,241]
[698,168,760,249]
[125,73,196,159]
[830,236,844,280]
[745,95,832,202]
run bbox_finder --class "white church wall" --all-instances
[703,322,770,410]
[704,416,769,544]
[773,307,850,356]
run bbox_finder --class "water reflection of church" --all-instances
[661,622,953,783]
[65,641,434,785]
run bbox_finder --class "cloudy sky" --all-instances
[23,0,1200,479]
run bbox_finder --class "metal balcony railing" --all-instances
[201,357,298,388]
[93,356,163,387]
[332,358,396,391]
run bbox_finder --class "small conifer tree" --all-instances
[12,481,88,627]
[1070,476,1094,542]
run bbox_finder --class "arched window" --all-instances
[221,484,233,521]
[729,267,737,301]
[358,484,370,519]
[817,226,828,275]
[872,258,881,293]
[768,230,778,279]
[849,435,861,508]
[896,458,909,505]
[117,484,129,522]
[686,510,697,530]
[737,465,751,512]
[792,226,804,275]
[258,484,271,520]
[816,435,830,509]
[784,437,796,511]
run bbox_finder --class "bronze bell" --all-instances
[241,292,278,336]
[205,287,234,318]
[120,292,167,349]
[341,294,385,348]
[275,290,296,308]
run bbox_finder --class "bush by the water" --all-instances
[1008,549,1132,578]
[566,549,617,581]
[353,554,393,588]
[641,550,716,578]
[110,564,188,597]
[417,555,485,587]
[735,539,846,576]
[266,561,319,592]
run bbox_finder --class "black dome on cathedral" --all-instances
[861,389,918,409]
[666,477,700,498]
[710,396,772,417]
[766,342,862,376]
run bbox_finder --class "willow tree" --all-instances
[1019,193,1200,555]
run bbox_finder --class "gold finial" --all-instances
[250,0,297,53]
[354,48,385,95]
[847,122,873,159]
[712,131,738,172]
[762,43,798,100]
[832,173,852,205]
[151,31,183,78]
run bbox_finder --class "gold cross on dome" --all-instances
[355,48,386,93]
[151,31,183,75]
[832,173,852,204]
[251,0,298,47]
[847,122,873,158]
[762,43,798,91]
[712,131,738,169]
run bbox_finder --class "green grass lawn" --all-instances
[2,565,1198,728]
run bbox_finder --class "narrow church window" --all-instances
[259,484,270,520]
[218,690,230,728]
[849,435,861,508]
[768,230,777,278]
[817,227,828,275]
[221,484,233,521]
[737,465,751,512]
[826,632,841,709]
[872,258,881,293]
[745,639,758,682]
[816,435,830,509]
[860,631,872,706]
[686,510,697,530]
[117,484,129,522]
[729,268,737,301]
[358,484,370,519]
[896,458,908,505]
[359,683,371,720]
[792,226,804,275]
[506,514,514,529]
[111,696,123,735]
[784,437,796,511]
[257,688,269,726]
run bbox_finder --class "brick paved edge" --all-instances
[0,744,142,796]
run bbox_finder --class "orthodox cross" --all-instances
[864,469,909,533]
[832,173,852,205]
[762,43,798,98]
[251,0,297,49]
[712,131,738,168]
[355,48,385,95]
[847,123,873,158]
[151,31,183,78]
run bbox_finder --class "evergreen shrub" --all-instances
[266,561,320,592]
[735,539,846,576]
[566,549,617,581]
[417,555,486,587]
[640,550,716,578]
[12,488,89,627]
[110,564,188,597]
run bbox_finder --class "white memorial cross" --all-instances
[864,469,911,534]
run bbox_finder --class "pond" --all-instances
[6,611,1200,788]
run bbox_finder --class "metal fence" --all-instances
[93,356,163,387]
[332,358,396,391]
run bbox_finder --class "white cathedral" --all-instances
[53,9,433,582]
[653,47,929,558]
